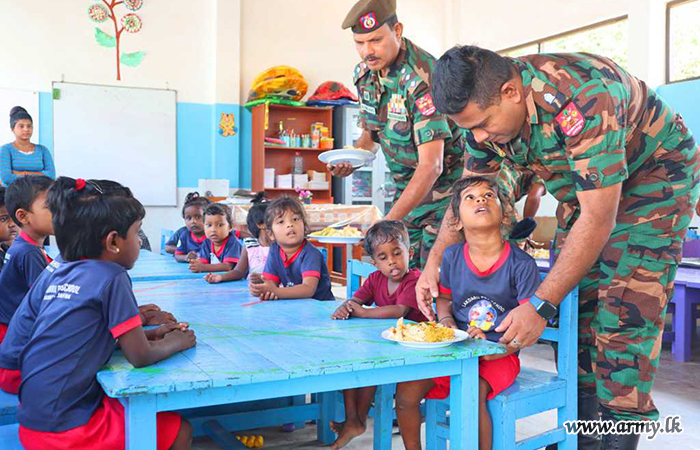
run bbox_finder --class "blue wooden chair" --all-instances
[0,390,18,426]
[160,228,175,255]
[345,259,377,300]
[425,276,579,450]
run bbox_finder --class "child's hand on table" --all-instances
[140,307,177,325]
[186,251,198,262]
[205,273,223,284]
[163,328,197,350]
[153,322,189,340]
[189,260,206,272]
[248,277,278,300]
[331,301,356,320]
[467,326,487,340]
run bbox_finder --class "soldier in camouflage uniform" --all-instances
[496,159,546,236]
[330,0,464,270]
[418,46,699,449]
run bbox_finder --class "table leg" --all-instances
[317,391,338,444]
[373,384,395,450]
[672,285,692,362]
[449,358,479,450]
[122,396,157,450]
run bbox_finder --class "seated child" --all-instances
[189,203,244,273]
[249,196,334,301]
[205,196,270,284]
[172,192,211,261]
[0,185,19,270]
[0,175,53,342]
[17,177,195,450]
[395,176,541,450]
[329,220,426,450]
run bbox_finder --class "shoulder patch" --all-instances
[415,94,436,116]
[555,102,586,137]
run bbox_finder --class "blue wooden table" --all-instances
[128,250,206,282]
[98,278,505,450]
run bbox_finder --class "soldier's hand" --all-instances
[327,163,356,178]
[415,264,439,321]
[496,302,546,349]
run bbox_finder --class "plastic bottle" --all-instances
[293,152,304,174]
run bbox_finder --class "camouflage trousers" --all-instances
[554,133,700,421]
[403,197,450,270]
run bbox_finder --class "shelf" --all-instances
[265,146,327,151]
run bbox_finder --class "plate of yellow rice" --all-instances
[382,318,469,348]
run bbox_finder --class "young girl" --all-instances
[17,177,195,450]
[171,192,210,261]
[0,185,19,270]
[395,176,540,450]
[189,203,244,274]
[205,195,270,284]
[249,196,334,301]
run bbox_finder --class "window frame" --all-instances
[666,0,700,84]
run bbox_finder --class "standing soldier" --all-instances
[328,0,464,271]
[419,46,699,449]
[497,160,546,240]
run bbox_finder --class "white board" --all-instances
[53,82,177,206]
[0,89,40,146]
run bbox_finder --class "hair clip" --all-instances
[75,179,86,191]
[86,180,105,194]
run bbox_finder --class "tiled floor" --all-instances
[192,287,700,449]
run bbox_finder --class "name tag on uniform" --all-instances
[361,102,376,114]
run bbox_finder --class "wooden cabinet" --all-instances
[251,103,333,202]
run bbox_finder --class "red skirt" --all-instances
[426,353,520,400]
[19,395,181,450]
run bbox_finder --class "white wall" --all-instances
[240,0,449,103]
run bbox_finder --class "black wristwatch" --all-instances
[529,295,558,320]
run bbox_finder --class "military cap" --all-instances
[342,0,397,34]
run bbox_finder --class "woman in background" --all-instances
[1,106,56,186]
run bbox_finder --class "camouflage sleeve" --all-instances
[562,79,629,191]
[462,130,502,175]
[409,81,452,146]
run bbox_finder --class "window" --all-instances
[667,0,700,83]
[499,17,629,69]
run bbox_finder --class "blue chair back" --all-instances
[160,228,175,255]
[346,259,378,299]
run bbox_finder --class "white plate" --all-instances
[381,329,470,349]
[318,149,375,168]
[308,235,363,244]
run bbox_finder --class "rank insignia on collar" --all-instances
[556,102,586,137]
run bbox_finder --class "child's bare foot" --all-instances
[331,418,366,449]
[330,420,344,435]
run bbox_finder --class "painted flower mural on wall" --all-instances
[88,1,145,80]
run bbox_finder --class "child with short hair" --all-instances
[205,196,270,284]
[17,177,195,450]
[395,176,540,450]
[249,196,334,301]
[189,203,244,274]
[0,185,19,270]
[329,220,426,449]
[0,175,53,341]
[171,192,211,260]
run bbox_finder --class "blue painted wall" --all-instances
[34,92,250,189]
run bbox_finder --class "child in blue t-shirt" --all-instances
[17,177,195,450]
[395,176,541,450]
[0,185,19,271]
[206,196,270,284]
[171,192,211,260]
[189,203,244,274]
[0,175,53,340]
[329,220,426,449]
[249,196,334,301]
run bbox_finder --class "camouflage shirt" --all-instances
[355,38,464,223]
[496,159,543,225]
[463,53,698,258]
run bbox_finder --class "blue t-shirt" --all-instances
[17,260,141,432]
[166,226,187,248]
[439,242,540,342]
[0,143,56,186]
[174,229,207,256]
[263,241,334,300]
[197,234,243,266]
[0,257,62,370]
[0,232,51,324]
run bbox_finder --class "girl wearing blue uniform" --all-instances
[189,203,244,274]
[171,192,210,261]
[250,196,334,301]
[18,177,196,450]
[395,176,540,450]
